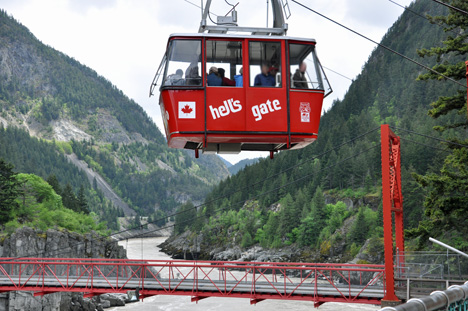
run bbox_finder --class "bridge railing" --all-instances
[395,251,468,280]
[0,258,386,304]
[393,251,468,300]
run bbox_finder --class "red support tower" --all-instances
[381,124,404,303]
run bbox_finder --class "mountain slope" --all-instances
[228,158,260,175]
[0,10,229,223]
[166,0,466,261]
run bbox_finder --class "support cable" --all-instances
[183,0,219,16]
[399,136,452,153]
[386,0,459,36]
[322,66,353,81]
[393,127,468,148]
[290,0,467,89]
[430,0,468,16]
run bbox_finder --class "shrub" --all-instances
[241,232,253,248]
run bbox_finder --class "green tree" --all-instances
[349,207,368,244]
[296,215,320,247]
[311,187,327,233]
[241,232,253,248]
[46,174,62,195]
[262,212,280,247]
[409,0,468,246]
[279,194,295,236]
[77,185,89,214]
[0,158,21,224]
[327,201,349,234]
[174,201,196,234]
[62,183,78,212]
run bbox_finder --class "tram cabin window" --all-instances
[163,40,202,87]
[206,40,242,87]
[249,41,282,87]
[289,43,331,94]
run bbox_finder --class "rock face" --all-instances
[0,227,127,311]
[65,154,135,216]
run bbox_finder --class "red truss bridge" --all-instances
[0,258,386,307]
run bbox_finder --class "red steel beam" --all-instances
[191,296,209,303]
[380,124,403,302]
[0,285,383,305]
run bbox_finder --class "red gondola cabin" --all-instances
[154,33,331,156]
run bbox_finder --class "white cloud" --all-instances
[1,0,414,163]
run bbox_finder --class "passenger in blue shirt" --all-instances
[254,64,276,87]
[234,67,243,87]
[207,67,222,86]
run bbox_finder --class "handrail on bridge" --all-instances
[381,281,468,311]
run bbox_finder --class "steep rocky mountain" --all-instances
[165,0,467,262]
[0,10,229,224]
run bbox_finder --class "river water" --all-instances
[111,237,380,311]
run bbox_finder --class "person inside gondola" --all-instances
[293,62,308,89]
[186,65,202,86]
[218,68,236,86]
[207,66,222,86]
[254,63,275,87]
[234,67,243,87]
[165,69,184,86]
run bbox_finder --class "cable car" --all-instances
[150,0,332,158]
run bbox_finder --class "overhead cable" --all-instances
[386,0,459,35]
[393,126,468,148]
[430,0,468,16]
[290,0,467,89]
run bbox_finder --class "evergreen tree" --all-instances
[311,187,326,233]
[296,215,320,247]
[0,158,21,224]
[174,201,196,234]
[279,194,295,236]
[133,215,142,228]
[46,174,62,195]
[349,207,368,244]
[241,232,253,248]
[409,0,468,246]
[263,212,280,247]
[62,183,78,212]
[77,185,89,214]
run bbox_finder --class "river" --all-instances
[111,237,381,311]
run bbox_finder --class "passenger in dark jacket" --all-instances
[218,68,236,86]
[293,62,308,89]
[254,64,275,87]
[207,66,222,86]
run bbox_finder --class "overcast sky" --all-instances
[1,0,413,164]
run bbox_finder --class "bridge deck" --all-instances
[0,276,385,298]
[0,258,386,305]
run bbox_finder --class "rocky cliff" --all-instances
[0,227,129,311]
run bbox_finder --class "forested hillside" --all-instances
[168,0,467,261]
[0,157,108,235]
[0,9,229,228]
